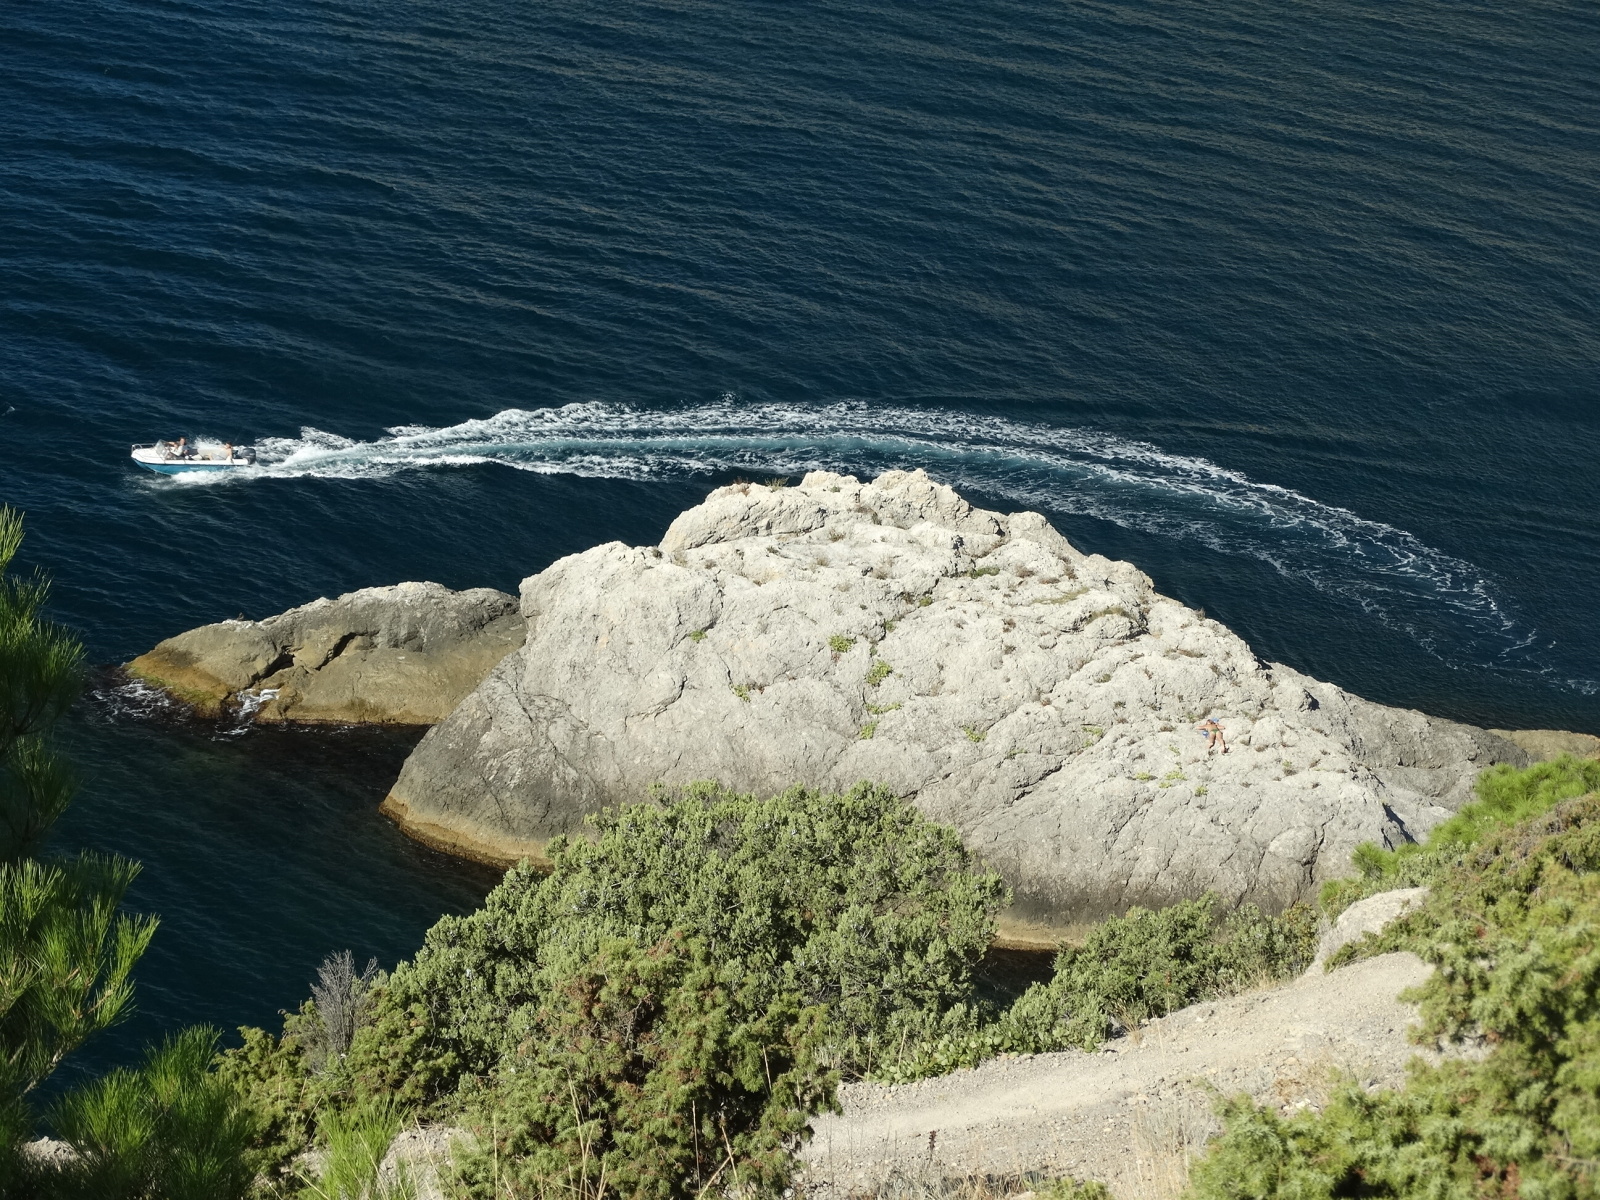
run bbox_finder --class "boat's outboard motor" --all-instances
[242,447,258,465]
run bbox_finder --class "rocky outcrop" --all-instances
[1310,887,1430,969]
[378,1125,472,1200]
[128,582,524,725]
[383,470,1528,928]
[1490,728,1600,761]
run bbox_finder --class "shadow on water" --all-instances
[45,676,503,1083]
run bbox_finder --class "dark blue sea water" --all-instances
[2,0,1597,1068]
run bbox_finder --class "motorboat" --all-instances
[131,440,257,475]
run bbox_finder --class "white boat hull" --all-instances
[131,443,256,474]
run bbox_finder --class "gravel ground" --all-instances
[799,952,1436,1198]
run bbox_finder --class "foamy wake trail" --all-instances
[187,399,1583,692]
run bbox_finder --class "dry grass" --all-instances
[798,1160,1063,1200]
[1114,1089,1214,1200]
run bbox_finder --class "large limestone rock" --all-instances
[128,582,524,725]
[383,470,1528,930]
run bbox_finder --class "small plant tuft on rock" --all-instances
[1083,605,1130,624]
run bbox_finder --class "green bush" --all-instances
[452,934,832,1200]
[322,783,1006,1196]
[1320,754,1600,915]
[217,951,395,1187]
[1188,786,1600,1200]
[1038,1178,1114,1200]
[878,894,1317,1082]
[215,1013,318,1183]
[355,781,1006,1106]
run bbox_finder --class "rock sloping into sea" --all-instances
[127,581,523,725]
[381,470,1526,933]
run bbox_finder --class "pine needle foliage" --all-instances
[0,508,168,1191]
[0,854,158,1096]
[40,1027,255,1200]
[0,508,84,866]
[0,508,252,1197]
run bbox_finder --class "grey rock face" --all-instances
[378,1125,472,1200]
[1310,887,1430,969]
[384,470,1526,928]
[129,581,523,725]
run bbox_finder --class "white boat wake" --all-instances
[154,399,1591,694]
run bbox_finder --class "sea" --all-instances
[1,0,1596,1073]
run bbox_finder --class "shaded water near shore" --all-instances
[46,683,502,1081]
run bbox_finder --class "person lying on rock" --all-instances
[1196,716,1228,754]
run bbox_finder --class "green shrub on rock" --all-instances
[1320,754,1600,916]
[1188,787,1600,1200]
[453,934,833,1200]
[324,783,1006,1197]
[213,1014,317,1182]
[1028,896,1318,1051]
[217,949,402,1187]
[355,781,1008,1107]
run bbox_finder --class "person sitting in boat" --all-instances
[165,437,190,459]
[222,442,235,462]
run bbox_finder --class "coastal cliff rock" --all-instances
[1489,728,1600,762]
[383,470,1527,931]
[128,581,523,725]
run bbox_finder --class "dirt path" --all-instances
[800,952,1434,1198]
